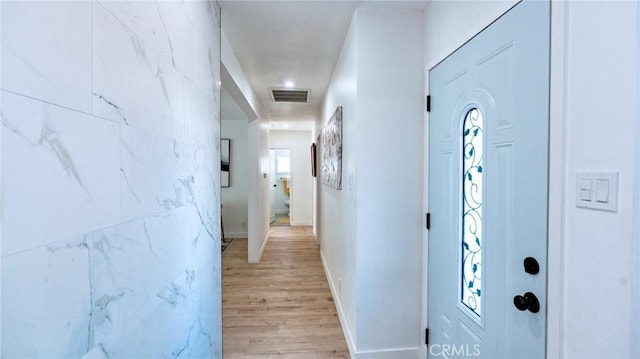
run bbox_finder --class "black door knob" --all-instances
[513,292,540,313]
[523,257,540,275]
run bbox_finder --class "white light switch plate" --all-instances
[576,172,618,212]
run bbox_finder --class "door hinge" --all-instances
[425,328,429,345]
[426,212,431,230]
[426,95,431,112]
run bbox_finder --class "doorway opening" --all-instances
[270,148,291,226]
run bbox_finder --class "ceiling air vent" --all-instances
[270,88,310,103]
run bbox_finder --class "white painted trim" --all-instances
[257,231,270,261]
[422,53,431,354]
[248,222,269,263]
[247,120,261,264]
[321,251,356,358]
[547,1,568,357]
[354,347,422,359]
[421,76,430,356]
[0,1,3,352]
[290,220,312,226]
[223,232,248,239]
[631,1,640,356]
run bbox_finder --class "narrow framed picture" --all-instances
[311,143,317,177]
[221,138,230,187]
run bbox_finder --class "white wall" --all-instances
[221,85,250,239]
[221,23,270,263]
[423,1,517,70]
[248,119,271,263]
[221,29,262,120]
[271,130,313,226]
[319,11,359,353]
[423,1,639,358]
[354,8,424,354]
[1,1,222,357]
[319,8,424,358]
[561,2,637,357]
[221,118,249,238]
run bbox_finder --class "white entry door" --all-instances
[427,1,549,358]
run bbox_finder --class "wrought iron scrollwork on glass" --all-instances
[462,108,483,317]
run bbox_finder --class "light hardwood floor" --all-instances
[222,226,350,358]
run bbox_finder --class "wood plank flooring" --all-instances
[222,226,350,358]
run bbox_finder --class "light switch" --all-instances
[596,179,609,203]
[576,172,618,212]
[580,178,592,201]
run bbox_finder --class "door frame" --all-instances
[633,1,640,356]
[269,147,293,225]
[421,1,566,357]
[545,1,568,357]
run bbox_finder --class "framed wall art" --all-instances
[221,138,230,187]
[311,143,317,177]
[321,106,342,190]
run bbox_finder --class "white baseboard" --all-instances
[291,220,312,226]
[354,347,422,359]
[321,252,423,359]
[249,231,270,263]
[258,231,270,260]
[320,251,356,358]
[224,231,248,239]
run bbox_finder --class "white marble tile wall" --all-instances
[1,1,222,357]
[2,239,92,358]
[2,92,122,255]
[2,1,93,113]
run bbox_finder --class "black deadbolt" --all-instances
[513,292,540,313]
[523,257,540,275]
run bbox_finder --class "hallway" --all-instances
[222,226,349,358]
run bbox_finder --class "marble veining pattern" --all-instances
[1,1,93,113]
[1,0,222,357]
[92,3,187,137]
[1,91,121,256]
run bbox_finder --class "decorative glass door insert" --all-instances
[462,108,483,316]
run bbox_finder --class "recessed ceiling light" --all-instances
[284,81,295,88]
[283,124,290,128]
